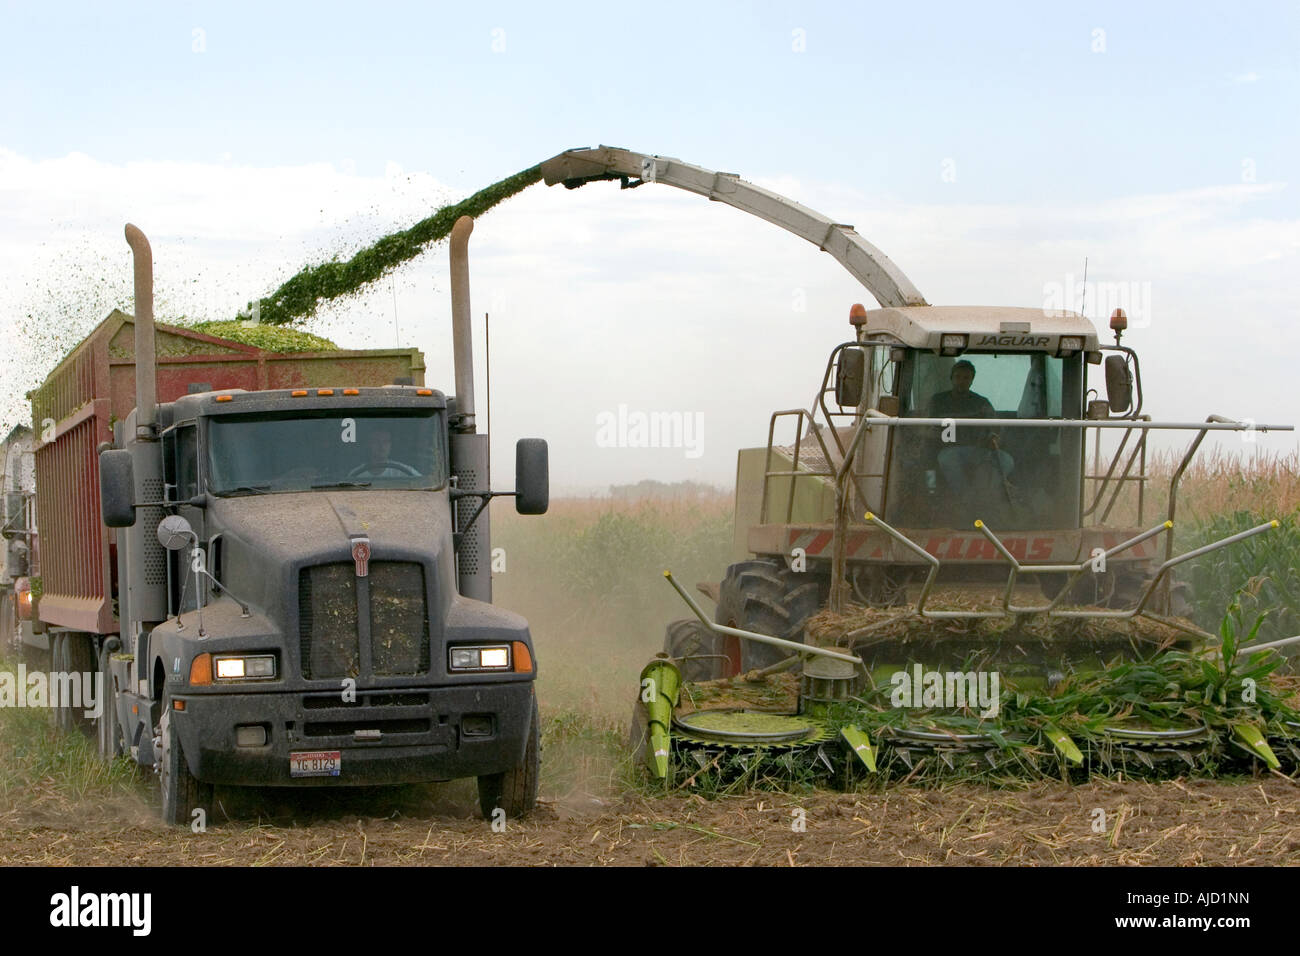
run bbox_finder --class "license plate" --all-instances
[290,750,341,777]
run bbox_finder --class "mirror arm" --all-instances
[196,568,251,618]
[449,489,516,549]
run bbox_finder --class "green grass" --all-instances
[0,657,141,806]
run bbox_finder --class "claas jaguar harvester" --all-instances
[539,146,1298,785]
[23,216,548,824]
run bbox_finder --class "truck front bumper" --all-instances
[171,681,534,787]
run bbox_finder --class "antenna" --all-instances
[1079,257,1088,318]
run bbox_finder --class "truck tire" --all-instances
[0,594,14,649]
[663,618,733,681]
[715,559,828,672]
[52,633,97,737]
[477,694,540,822]
[158,693,213,827]
[97,646,123,761]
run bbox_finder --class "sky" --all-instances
[1,1,1297,493]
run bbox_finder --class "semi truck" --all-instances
[19,215,549,824]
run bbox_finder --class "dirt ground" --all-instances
[3,774,1298,866]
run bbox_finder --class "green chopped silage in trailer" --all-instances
[183,320,340,352]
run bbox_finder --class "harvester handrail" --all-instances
[1163,415,1244,566]
[862,511,1279,623]
[1098,423,1150,525]
[761,409,835,525]
[813,341,887,514]
[830,416,1292,432]
[1082,416,1147,519]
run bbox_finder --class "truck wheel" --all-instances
[51,634,69,732]
[716,560,828,672]
[663,619,734,681]
[52,633,97,737]
[158,695,213,827]
[0,594,14,649]
[477,694,539,822]
[97,647,123,761]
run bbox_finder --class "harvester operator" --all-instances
[927,360,1013,491]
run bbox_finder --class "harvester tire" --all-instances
[478,693,540,822]
[716,559,828,671]
[663,619,731,681]
[159,692,213,827]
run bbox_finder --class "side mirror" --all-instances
[835,348,866,408]
[514,439,549,515]
[156,514,195,551]
[1104,355,1132,414]
[99,449,137,528]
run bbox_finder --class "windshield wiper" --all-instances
[310,480,373,490]
[223,484,272,496]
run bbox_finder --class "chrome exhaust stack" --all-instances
[449,215,476,434]
[124,223,157,438]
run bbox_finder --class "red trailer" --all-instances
[25,308,425,644]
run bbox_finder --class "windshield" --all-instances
[206,410,446,495]
[885,352,1082,530]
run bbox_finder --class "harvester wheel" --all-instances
[158,692,213,827]
[478,693,540,822]
[716,560,828,671]
[664,619,735,681]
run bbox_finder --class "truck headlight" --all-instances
[214,654,276,680]
[449,645,511,671]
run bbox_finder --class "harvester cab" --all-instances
[538,146,1298,785]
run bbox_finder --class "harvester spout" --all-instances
[124,223,157,438]
[449,215,476,433]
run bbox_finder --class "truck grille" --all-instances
[298,561,430,680]
[298,563,360,679]
[370,562,430,675]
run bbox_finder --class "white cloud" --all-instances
[0,148,1295,492]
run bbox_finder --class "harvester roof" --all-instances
[860,306,1100,353]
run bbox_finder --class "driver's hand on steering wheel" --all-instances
[347,459,420,478]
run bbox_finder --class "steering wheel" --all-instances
[347,459,421,478]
